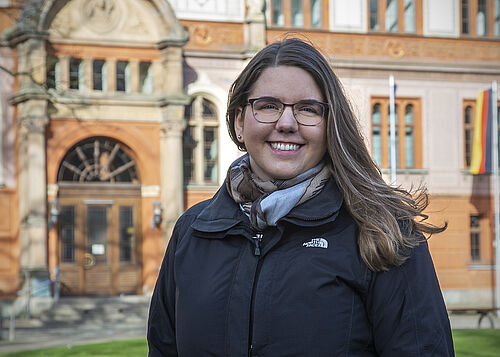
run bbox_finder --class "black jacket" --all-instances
[148,180,454,356]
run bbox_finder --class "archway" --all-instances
[56,137,142,296]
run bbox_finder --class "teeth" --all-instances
[270,142,300,151]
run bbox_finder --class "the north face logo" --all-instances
[303,238,328,249]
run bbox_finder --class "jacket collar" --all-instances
[191,179,344,236]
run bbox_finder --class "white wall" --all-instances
[423,0,459,37]
[329,0,367,33]
[340,73,495,196]
[169,0,245,22]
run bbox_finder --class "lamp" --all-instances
[48,199,59,230]
[151,201,163,229]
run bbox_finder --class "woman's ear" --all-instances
[234,107,244,143]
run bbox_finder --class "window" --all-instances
[93,59,106,91]
[139,61,153,94]
[478,0,488,35]
[368,0,420,33]
[119,206,135,263]
[495,0,500,36]
[291,0,304,27]
[269,0,325,29]
[464,105,474,168]
[461,0,500,37]
[470,215,481,261]
[272,0,285,26]
[370,97,421,169]
[463,99,500,169]
[69,58,83,91]
[404,0,416,32]
[60,206,75,263]
[310,0,322,27]
[386,0,399,32]
[462,0,470,34]
[370,0,380,30]
[46,56,60,90]
[183,96,218,185]
[57,137,139,183]
[116,60,130,93]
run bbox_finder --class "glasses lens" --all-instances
[252,98,283,123]
[294,101,325,126]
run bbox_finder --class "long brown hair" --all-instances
[226,38,446,271]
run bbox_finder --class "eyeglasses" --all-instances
[247,97,328,126]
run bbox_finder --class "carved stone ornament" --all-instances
[82,0,121,34]
[193,24,213,45]
[385,40,405,58]
[160,119,186,138]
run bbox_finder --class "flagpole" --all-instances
[492,80,500,316]
[389,75,396,186]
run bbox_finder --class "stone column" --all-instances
[17,99,49,271]
[245,0,267,52]
[9,34,51,282]
[158,44,189,245]
[159,112,186,244]
[129,59,140,93]
[107,58,117,93]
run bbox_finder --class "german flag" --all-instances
[470,88,493,174]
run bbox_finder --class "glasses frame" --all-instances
[247,96,329,126]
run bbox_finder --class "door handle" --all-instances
[83,253,96,269]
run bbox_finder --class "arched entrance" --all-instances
[56,137,142,296]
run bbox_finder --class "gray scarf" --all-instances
[226,154,330,230]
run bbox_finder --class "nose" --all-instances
[275,106,298,132]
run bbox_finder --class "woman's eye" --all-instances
[297,105,320,115]
[257,102,280,111]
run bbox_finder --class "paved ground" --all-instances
[0,310,498,354]
[0,319,147,354]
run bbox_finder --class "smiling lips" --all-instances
[269,142,302,151]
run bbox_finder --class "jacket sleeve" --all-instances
[364,239,454,356]
[147,220,181,357]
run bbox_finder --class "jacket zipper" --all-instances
[248,232,263,356]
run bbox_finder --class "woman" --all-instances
[148,38,454,356]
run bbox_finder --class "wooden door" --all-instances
[58,189,141,296]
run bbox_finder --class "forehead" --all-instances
[250,65,324,102]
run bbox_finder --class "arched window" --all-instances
[139,61,153,94]
[46,56,61,90]
[93,59,107,91]
[183,96,218,185]
[116,61,131,93]
[57,137,139,183]
[69,58,83,91]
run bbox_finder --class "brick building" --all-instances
[0,0,499,308]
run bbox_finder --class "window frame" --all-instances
[463,98,500,169]
[183,96,219,186]
[367,0,423,34]
[268,0,328,30]
[460,0,500,37]
[370,96,422,169]
[469,215,482,262]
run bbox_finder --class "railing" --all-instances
[1,267,60,341]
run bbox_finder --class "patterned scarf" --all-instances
[226,154,330,230]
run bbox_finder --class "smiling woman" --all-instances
[148,38,454,356]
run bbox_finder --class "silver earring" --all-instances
[237,135,242,140]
